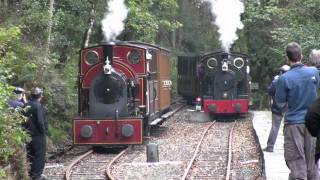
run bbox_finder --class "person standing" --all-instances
[263,65,290,152]
[304,49,320,175]
[308,49,320,70]
[8,87,27,109]
[24,87,48,180]
[275,42,319,180]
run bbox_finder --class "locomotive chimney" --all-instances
[222,52,230,60]
[100,40,118,45]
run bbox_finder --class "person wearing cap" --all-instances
[275,42,319,180]
[24,87,48,180]
[263,64,290,152]
[8,87,27,109]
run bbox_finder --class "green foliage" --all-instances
[269,0,320,63]
[175,0,220,53]
[0,26,37,85]
[242,0,320,108]
[0,26,30,179]
[124,0,182,43]
[19,0,51,44]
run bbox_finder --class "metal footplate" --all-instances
[150,105,185,126]
[150,118,163,126]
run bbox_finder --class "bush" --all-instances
[0,26,30,179]
[0,83,30,179]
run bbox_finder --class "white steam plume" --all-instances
[204,0,244,52]
[101,0,128,41]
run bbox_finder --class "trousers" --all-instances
[266,113,283,150]
[284,124,318,180]
[27,136,46,179]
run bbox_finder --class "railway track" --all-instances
[64,148,126,180]
[64,105,185,179]
[105,109,262,179]
[47,105,261,179]
[181,120,237,180]
[43,103,186,180]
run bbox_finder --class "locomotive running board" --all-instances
[150,118,163,126]
[150,104,185,126]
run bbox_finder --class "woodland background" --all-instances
[1,0,320,178]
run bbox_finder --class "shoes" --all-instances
[262,147,274,152]
[33,174,47,180]
[39,174,47,180]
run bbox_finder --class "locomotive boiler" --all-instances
[177,50,250,115]
[73,41,172,145]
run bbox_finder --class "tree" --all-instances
[0,26,30,180]
[118,0,181,45]
[241,0,320,108]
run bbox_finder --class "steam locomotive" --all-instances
[177,50,250,115]
[73,41,172,145]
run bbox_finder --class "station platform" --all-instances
[252,111,289,180]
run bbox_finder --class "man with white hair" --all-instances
[309,49,320,68]
[263,64,290,152]
[305,49,320,178]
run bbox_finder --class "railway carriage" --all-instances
[73,41,172,145]
[177,50,250,115]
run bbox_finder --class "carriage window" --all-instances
[207,58,218,69]
[149,50,157,73]
[85,50,99,65]
[128,50,141,64]
[178,60,182,74]
[233,57,245,69]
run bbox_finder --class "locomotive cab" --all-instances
[178,50,250,115]
[73,42,171,145]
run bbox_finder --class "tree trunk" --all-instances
[1,0,7,8]
[45,0,54,62]
[82,1,97,48]
[8,0,19,9]
[171,30,176,48]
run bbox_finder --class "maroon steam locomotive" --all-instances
[73,41,172,145]
[177,50,250,115]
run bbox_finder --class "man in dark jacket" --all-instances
[24,87,48,180]
[305,49,320,173]
[275,42,319,180]
[305,98,320,163]
[263,65,290,152]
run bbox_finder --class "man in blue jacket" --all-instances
[263,65,290,152]
[275,42,319,180]
[24,87,48,180]
[8,87,26,109]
